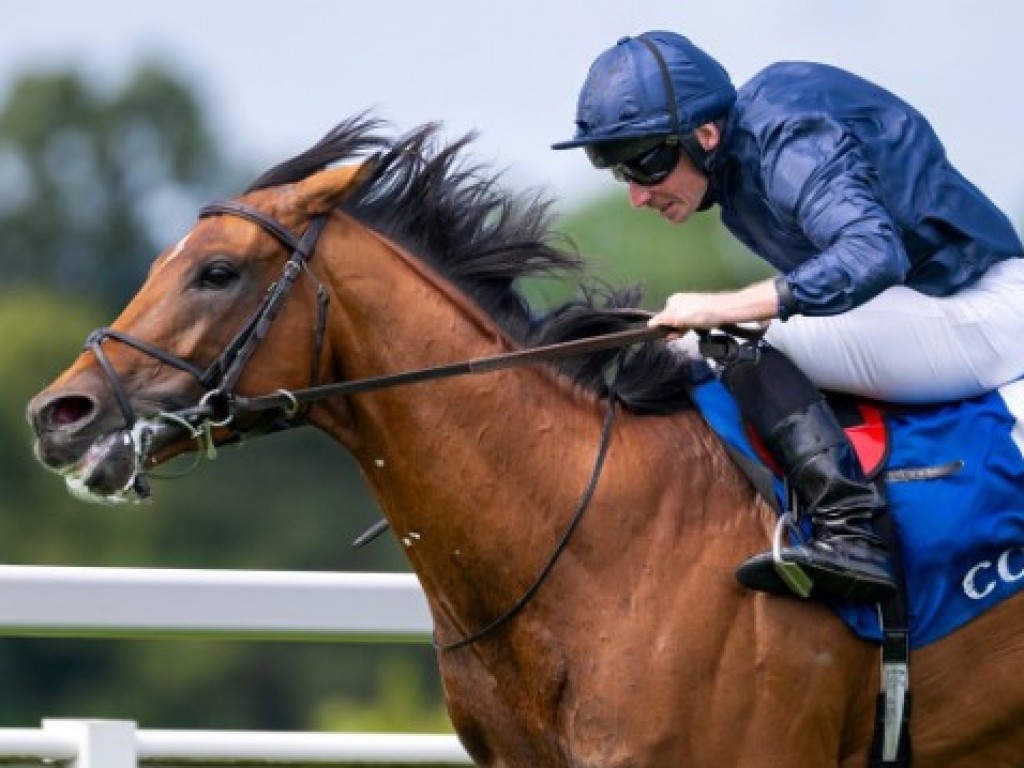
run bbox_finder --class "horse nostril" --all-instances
[40,395,97,432]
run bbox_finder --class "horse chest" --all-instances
[437,626,575,765]
[438,633,687,767]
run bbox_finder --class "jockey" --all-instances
[552,31,1024,604]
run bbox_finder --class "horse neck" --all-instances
[307,216,768,644]
[309,219,622,616]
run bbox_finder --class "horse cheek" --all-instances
[308,400,360,448]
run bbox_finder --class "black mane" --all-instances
[248,114,705,413]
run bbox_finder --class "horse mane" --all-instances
[247,114,707,414]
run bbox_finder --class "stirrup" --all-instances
[772,511,813,598]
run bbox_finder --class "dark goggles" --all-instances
[585,136,681,186]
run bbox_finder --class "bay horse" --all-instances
[26,116,1024,766]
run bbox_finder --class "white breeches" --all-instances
[764,258,1024,403]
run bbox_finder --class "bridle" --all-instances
[85,201,331,432]
[87,201,672,432]
[80,199,771,650]
[81,200,678,651]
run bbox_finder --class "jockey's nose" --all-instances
[627,181,653,209]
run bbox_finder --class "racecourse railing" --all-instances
[0,565,473,766]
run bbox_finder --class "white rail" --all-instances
[0,720,472,765]
[0,566,474,765]
[0,565,432,641]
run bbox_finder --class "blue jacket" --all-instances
[709,62,1023,317]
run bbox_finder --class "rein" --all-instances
[87,199,668,430]
[174,321,667,423]
[82,201,672,650]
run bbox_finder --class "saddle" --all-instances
[746,393,890,480]
[690,375,1024,650]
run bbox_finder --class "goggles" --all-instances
[585,136,681,186]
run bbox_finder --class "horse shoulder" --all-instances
[554,411,879,764]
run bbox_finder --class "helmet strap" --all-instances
[679,118,726,174]
[636,34,722,201]
[636,35,681,136]
[633,35,726,210]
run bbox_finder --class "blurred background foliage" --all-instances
[0,62,770,734]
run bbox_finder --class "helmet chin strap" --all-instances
[679,131,711,174]
[636,34,723,210]
[679,124,724,211]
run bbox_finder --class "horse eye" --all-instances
[197,260,240,290]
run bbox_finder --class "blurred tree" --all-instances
[315,656,454,734]
[0,64,240,308]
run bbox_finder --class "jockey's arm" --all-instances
[647,277,780,332]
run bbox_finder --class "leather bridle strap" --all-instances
[200,207,329,394]
[198,200,305,251]
[171,316,767,424]
[84,202,328,429]
[85,328,210,427]
[221,320,667,417]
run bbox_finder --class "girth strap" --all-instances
[871,512,913,767]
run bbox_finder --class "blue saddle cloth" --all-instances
[690,378,1024,650]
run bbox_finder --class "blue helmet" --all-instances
[552,31,736,151]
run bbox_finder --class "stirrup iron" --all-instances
[772,510,813,598]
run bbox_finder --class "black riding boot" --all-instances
[722,344,897,603]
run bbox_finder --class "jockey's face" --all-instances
[626,153,708,224]
[626,122,720,225]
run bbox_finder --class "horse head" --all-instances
[29,115,666,506]
[27,157,374,503]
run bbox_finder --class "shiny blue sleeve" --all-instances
[763,118,911,317]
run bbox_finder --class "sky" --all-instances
[2,1,1023,224]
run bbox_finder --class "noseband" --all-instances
[85,202,330,430]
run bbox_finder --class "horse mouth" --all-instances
[62,430,144,503]
[50,419,189,504]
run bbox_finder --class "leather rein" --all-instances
[84,201,669,650]
[92,201,669,428]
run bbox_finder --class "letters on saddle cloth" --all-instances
[690,377,1024,650]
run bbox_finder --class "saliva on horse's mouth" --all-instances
[62,418,189,504]
[63,430,147,504]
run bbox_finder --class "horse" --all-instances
[26,116,1024,766]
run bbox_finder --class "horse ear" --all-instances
[292,157,377,215]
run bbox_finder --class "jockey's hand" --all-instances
[647,293,722,338]
[647,279,782,338]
